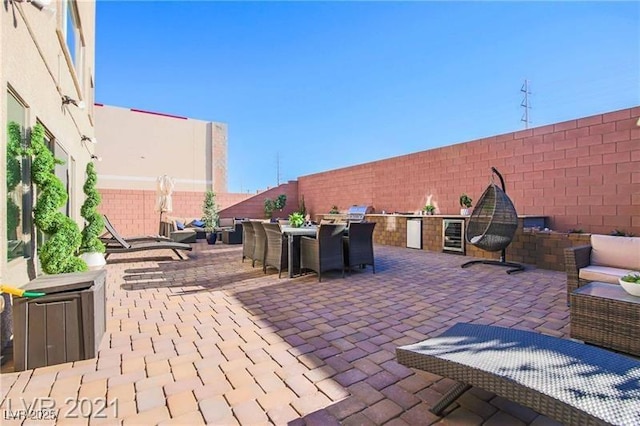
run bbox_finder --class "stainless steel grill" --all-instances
[346,205,374,222]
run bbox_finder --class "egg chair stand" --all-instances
[461,167,524,274]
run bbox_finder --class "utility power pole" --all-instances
[521,79,531,129]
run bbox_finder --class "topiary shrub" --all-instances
[30,123,87,274]
[6,122,22,241]
[79,162,105,254]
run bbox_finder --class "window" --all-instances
[63,0,84,88]
[6,90,31,261]
[43,131,70,216]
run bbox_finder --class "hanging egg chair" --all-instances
[461,167,524,274]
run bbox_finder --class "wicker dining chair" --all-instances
[343,222,376,274]
[241,220,255,264]
[252,221,267,268]
[300,224,347,282]
[262,223,288,277]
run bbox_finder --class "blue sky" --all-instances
[95,1,639,194]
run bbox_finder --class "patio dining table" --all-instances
[280,225,318,278]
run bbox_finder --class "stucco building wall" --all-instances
[1,0,97,286]
[94,104,228,193]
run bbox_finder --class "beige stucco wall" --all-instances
[94,104,228,193]
[1,0,96,285]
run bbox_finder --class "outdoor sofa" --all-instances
[565,234,640,302]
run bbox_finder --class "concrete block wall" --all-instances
[99,189,252,236]
[299,107,640,236]
[218,181,300,220]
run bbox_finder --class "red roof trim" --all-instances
[130,108,188,120]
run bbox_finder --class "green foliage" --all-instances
[621,273,640,284]
[610,229,635,237]
[567,228,584,234]
[459,194,472,208]
[79,162,105,254]
[6,122,23,239]
[264,198,274,218]
[298,195,307,217]
[30,123,87,274]
[329,205,340,214]
[274,194,287,211]
[202,190,219,231]
[288,212,305,228]
[423,204,436,214]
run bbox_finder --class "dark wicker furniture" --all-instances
[222,222,243,245]
[262,223,288,277]
[570,281,640,356]
[102,218,192,260]
[343,222,376,274]
[564,244,592,303]
[397,323,640,426]
[462,167,523,274]
[300,224,347,282]
[252,221,267,268]
[241,220,256,264]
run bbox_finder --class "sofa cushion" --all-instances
[590,235,640,270]
[219,218,235,228]
[579,265,634,284]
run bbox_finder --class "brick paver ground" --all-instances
[0,241,569,425]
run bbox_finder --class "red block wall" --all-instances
[299,107,640,236]
[218,181,300,219]
[99,190,253,236]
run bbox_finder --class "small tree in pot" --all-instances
[459,194,473,216]
[78,162,106,269]
[202,190,219,244]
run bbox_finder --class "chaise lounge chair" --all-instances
[101,215,169,245]
[101,215,192,260]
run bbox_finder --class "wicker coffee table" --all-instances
[570,281,640,356]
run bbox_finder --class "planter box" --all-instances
[12,270,107,371]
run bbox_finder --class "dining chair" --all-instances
[300,223,347,282]
[262,223,288,277]
[241,220,255,264]
[252,221,267,268]
[343,222,376,273]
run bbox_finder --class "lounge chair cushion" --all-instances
[175,221,185,230]
[579,265,633,284]
[590,234,640,270]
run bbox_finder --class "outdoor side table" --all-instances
[570,281,640,356]
[12,270,107,371]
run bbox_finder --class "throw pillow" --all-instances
[176,221,185,230]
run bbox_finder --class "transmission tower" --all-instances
[521,79,532,128]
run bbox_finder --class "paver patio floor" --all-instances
[1,241,569,425]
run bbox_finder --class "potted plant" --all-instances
[423,204,436,215]
[78,162,106,269]
[30,123,87,273]
[202,190,219,244]
[619,273,640,296]
[288,212,305,228]
[329,205,340,214]
[459,194,473,216]
[264,198,275,219]
[274,194,287,213]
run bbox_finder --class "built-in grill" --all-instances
[346,205,374,222]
